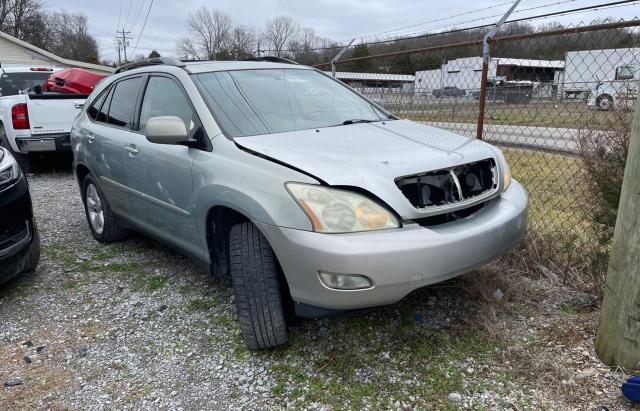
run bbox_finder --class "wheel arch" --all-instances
[204,204,293,304]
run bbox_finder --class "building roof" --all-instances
[0,30,114,74]
[323,71,415,82]
[494,57,564,69]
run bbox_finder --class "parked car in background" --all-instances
[72,57,528,350]
[0,146,40,285]
[587,65,638,110]
[43,68,105,94]
[432,86,466,97]
[0,66,103,171]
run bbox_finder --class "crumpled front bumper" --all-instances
[258,180,529,311]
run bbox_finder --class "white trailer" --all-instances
[559,47,640,99]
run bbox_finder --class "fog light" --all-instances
[318,271,373,290]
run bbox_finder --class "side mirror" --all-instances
[145,116,188,145]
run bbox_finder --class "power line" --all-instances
[129,0,147,32]
[359,0,581,43]
[117,0,123,31]
[265,0,639,53]
[130,0,154,56]
[350,0,516,42]
[122,0,135,30]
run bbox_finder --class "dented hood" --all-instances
[235,120,500,218]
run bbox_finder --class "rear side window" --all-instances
[87,89,109,120]
[0,72,51,96]
[106,77,142,128]
[97,87,114,122]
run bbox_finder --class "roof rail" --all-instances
[242,56,299,65]
[114,57,187,74]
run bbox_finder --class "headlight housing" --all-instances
[496,150,511,190]
[286,183,400,233]
[0,148,21,188]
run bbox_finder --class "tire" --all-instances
[0,127,30,173]
[23,221,40,272]
[597,95,613,111]
[229,222,289,350]
[82,174,128,243]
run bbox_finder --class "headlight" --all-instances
[286,183,400,233]
[496,150,511,190]
[0,148,20,187]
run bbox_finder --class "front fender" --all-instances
[192,137,317,248]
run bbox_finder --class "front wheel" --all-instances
[229,222,289,350]
[597,95,613,111]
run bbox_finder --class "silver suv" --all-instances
[71,57,528,349]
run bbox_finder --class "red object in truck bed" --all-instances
[43,68,106,94]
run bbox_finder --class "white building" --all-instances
[415,57,563,94]
[0,31,113,75]
[325,71,415,94]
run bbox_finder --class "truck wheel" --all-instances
[597,95,613,111]
[82,175,128,243]
[229,222,289,350]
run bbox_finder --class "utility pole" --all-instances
[595,98,640,372]
[115,29,132,65]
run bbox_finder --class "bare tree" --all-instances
[227,26,256,60]
[179,7,231,60]
[46,11,99,63]
[0,0,15,29]
[176,37,200,60]
[262,15,298,57]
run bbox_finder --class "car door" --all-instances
[123,74,201,255]
[82,76,144,214]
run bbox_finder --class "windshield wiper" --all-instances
[340,119,377,125]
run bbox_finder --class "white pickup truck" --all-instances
[0,66,89,171]
[587,65,639,111]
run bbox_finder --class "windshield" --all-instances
[0,72,50,96]
[195,68,391,137]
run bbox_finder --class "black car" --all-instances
[432,86,466,98]
[0,147,39,285]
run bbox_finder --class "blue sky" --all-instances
[41,0,639,61]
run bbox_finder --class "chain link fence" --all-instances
[316,19,640,286]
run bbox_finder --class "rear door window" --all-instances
[106,77,142,128]
[87,88,109,121]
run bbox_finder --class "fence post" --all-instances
[476,56,490,140]
[332,39,355,78]
[595,97,640,371]
[476,0,522,139]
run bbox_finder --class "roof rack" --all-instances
[242,56,299,65]
[114,57,187,74]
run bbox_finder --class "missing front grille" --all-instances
[454,158,497,200]
[396,158,497,209]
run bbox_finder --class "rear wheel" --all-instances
[229,222,289,350]
[82,175,128,243]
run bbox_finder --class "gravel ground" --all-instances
[0,166,637,410]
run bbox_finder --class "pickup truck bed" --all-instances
[0,66,100,171]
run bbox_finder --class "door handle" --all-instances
[86,133,95,143]
[126,145,139,156]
